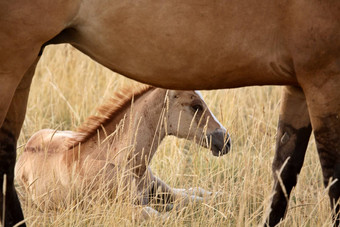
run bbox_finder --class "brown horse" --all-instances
[1,1,340,226]
[15,85,229,219]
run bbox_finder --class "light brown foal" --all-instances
[15,85,230,219]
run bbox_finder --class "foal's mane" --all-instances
[68,84,154,147]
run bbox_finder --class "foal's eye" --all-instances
[191,104,203,112]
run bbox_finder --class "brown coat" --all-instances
[1,1,340,226]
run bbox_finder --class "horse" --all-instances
[1,1,340,226]
[14,85,230,219]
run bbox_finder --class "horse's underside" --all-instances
[0,0,340,226]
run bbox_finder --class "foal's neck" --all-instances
[87,88,167,176]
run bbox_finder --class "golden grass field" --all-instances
[15,44,333,226]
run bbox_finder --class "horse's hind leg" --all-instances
[0,57,39,227]
[264,86,312,226]
[301,77,340,226]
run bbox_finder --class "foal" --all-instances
[15,85,230,218]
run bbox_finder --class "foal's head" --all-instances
[165,90,230,156]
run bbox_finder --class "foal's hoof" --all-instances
[213,191,224,197]
[153,203,174,212]
[160,212,170,222]
[188,187,213,197]
[189,187,224,199]
[165,203,174,212]
[141,206,170,222]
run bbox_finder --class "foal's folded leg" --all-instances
[144,171,204,211]
[169,188,204,210]
[173,187,221,198]
[138,206,169,221]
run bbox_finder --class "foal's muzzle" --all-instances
[206,128,231,157]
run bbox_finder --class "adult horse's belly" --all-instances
[64,0,298,89]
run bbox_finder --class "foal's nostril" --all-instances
[223,134,231,152]
[225,133,231,146]
[208,130,231,156]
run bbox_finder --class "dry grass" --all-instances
[16,44,332,226]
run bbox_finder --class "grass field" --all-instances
[16,44,333,226]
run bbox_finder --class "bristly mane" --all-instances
[67,84,154,148]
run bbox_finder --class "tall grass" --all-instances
[16,44,332,226]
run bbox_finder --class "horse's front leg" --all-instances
[264,86,312,226]
[0,57,39,227]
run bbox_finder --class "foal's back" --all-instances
[15,129,76,202]
[25,129,74,153]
